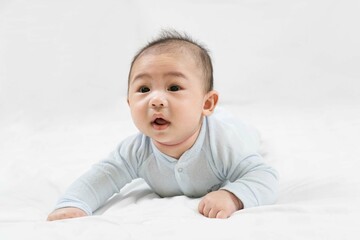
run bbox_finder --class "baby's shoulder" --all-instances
[206,109,260,157]
[114,132,152,159]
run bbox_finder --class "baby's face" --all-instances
[127,51,211,155]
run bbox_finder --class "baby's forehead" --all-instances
[128,40,209,90]
[128,37,212,92]
[131,50,203,81]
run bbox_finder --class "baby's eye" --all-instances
[138,86,150,93]
[168,85,181,92]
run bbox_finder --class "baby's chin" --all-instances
[152,138,181,147]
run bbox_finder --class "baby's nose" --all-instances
[149,93,168,108]
[152,101,164,107]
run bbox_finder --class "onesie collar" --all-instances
[150,116,208,163]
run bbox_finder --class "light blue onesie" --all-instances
[54,110,279,215]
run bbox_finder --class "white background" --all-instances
[1,0,359,125]
[1,1,360,239]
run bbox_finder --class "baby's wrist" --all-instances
[220,189,244,210]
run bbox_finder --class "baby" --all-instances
[47,30,278,220]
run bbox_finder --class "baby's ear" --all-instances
[202,90,219,116]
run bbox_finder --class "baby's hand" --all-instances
[198,190,243,219]
[47,207,87,221]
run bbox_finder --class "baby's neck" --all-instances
[152,126,201,160]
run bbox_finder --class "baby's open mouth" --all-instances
[153,118,169,125]
[151,118,170,130]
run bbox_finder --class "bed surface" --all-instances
[1,0,360,239]
[1,102,359,239]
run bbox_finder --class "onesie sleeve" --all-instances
[53,135,142,215]
[206,111,279,209]
[220,153,279,209]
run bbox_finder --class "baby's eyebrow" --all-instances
[132,73,151,82]
[132,71,188,82]
[163,71,188,80]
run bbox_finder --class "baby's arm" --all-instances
[220,154,279,210]
[198,155,278,219]
[198,190,243,219]
[47,207,87,221]
[47,142,138,221]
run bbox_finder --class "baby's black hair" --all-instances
[127,29,214,93]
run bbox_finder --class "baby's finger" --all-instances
[198,199,205,214]
[216,210,229,219]
[207,208,219,218]
[202,204,212,217]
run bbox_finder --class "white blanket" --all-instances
[1,0,360,239]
